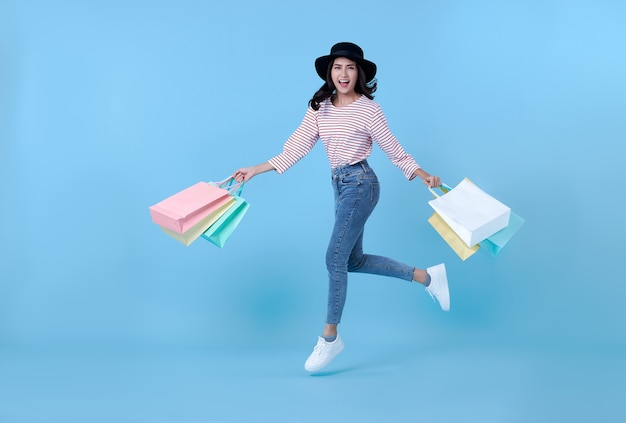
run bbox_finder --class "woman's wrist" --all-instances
[413,168,430,180]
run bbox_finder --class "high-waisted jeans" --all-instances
[326,160,415,324]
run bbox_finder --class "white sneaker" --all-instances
[425,263,450,311]
[304,335,344,372]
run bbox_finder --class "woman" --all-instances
[233,42,450,373]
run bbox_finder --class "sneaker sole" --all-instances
[427,263,450,311]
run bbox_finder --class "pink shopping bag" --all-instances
[149,182,232,234]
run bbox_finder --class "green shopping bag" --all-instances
[201,187,250,248]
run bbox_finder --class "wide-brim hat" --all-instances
[315,42,377,83]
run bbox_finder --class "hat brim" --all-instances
[315,54,377,83]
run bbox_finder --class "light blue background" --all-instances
[1,1,625,422]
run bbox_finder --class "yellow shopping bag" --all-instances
[428,212,480,261]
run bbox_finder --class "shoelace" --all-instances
[312,339,326,355]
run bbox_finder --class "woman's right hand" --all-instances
[232,162,276,183]
[233,167,257,183]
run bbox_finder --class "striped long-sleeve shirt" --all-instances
[268,96,421,180]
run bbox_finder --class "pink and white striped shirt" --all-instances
[268,96,421,180]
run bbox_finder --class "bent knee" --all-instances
[347,254,365,272]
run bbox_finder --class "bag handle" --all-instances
[211,177,245,196]
[428,183,452,199]
[212,177,235,187]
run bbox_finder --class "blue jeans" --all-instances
[326,160,415,324]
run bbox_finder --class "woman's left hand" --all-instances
[413,168,440,188]
[422,175,441,188]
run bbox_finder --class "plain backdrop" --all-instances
[1,1,625,422]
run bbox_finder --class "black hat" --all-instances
[314,42,377,83]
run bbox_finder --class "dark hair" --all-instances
[308,61,377,111]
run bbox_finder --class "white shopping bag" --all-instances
[428,178,511,247]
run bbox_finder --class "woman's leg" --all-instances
[305,163,449,372]
[304,168,372,372]
[347,232,431,284]
[325,170,378,325]
[346,226,449,309]
[323,323,337,338]
[347,231,412,279]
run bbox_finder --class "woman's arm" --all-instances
[233,162,276,183]
[232,107,319,183]
[413,167,441,188]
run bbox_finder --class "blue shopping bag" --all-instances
[479,211,525,256]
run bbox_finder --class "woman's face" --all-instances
[331,57,358,95]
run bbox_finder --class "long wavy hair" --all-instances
[308,61,377,111]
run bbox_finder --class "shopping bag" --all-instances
[428,178,511,247]
[479,211,525,256]
[149,181,232,234]
[428,212,480,261]
[427,184,479,261]
[202,195,250,248]
[160,197,236,246]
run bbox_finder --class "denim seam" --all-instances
[349,262,413,281]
